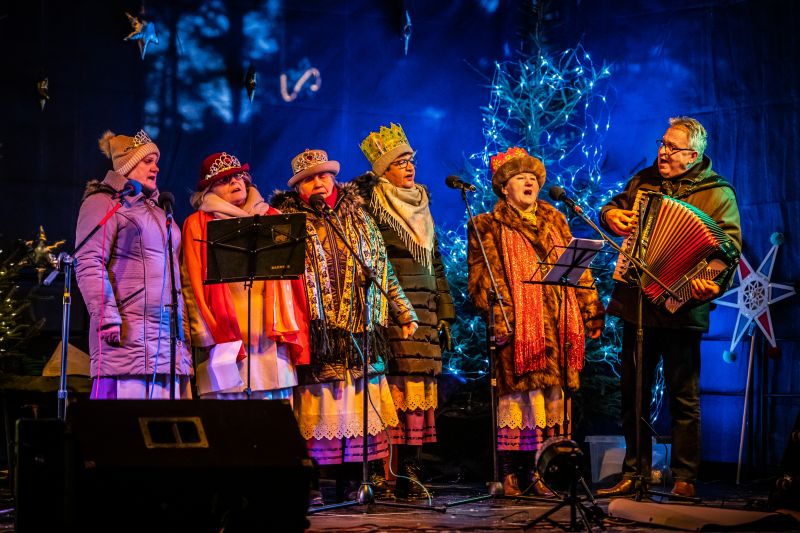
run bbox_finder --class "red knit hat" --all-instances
[197,152,252,191]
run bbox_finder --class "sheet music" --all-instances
[541,238,604,285]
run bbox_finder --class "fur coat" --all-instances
[467,198,605,397]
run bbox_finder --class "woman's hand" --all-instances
[401,321,419,339]
[100,325,121,346]
[437,320,453,351]
[588,326,603,340]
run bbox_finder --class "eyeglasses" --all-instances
[656,139,693,155]
[218,173,247,185]
[391,155,417,169]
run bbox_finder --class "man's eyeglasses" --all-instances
[656,139,693,155]
[391,156,417,169]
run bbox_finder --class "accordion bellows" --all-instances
[613,191,740,313]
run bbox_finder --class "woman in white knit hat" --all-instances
[74,129,193,399]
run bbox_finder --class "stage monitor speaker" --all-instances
[771,408,800,511]
[15,400,312,532]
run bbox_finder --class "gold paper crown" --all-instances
[206,152,243,179]
[359,123,410,164]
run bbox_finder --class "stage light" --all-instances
[535,437,589,491]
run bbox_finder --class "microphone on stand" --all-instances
[158,191,175,218]
[548,186,583,214]
[115,180,143,199]
[309,193,334,215]
[445,175,477,192]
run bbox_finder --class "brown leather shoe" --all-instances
[528,472,555,498]
[503,473,522,496]
[670,481,696,498]
[595,478,636,497]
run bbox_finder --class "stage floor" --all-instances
[308,479,800,532]
[0,475,797,531]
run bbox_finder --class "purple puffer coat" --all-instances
[75,170,193,378]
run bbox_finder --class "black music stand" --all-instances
[522,238,606,531]
[201,214,306,397]
[551,197,700,506]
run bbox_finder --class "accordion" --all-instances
[613,190,739,313]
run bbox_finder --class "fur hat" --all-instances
[490,146,546,197]
[197,152,252,191]
[98,129,160,176]
[288,149,340,187]
[360,123,414,176]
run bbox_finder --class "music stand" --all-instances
[200,214,306,397]
[522,238,606,531]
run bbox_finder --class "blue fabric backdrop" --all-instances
[0,0,797,467]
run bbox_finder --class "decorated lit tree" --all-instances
[0,228,59,373]
[438,43,625,431]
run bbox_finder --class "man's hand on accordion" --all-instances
[605,208,637,236]
[690,278,721,301]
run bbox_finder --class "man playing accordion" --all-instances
[597,116,742,499]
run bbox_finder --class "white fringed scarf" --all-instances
[371,178,436,270]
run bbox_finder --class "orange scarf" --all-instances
[184,211,309,364]
[501,226,585,375]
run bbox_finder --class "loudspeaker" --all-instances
[15,400,312,532]
[771,409,800,511]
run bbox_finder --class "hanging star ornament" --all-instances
[37,77,49,111]
[716,232,796,360]
[124,12,159,59]
[245,63,257,102]
[22,226,64,284]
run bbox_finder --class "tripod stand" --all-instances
[201,214,306,398]
[523,239,605,531]
[304,197,446,514]
[550,189,699,505]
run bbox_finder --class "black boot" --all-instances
[309,458,324,506]
[334,463,360,502]
[395,445,428,499]
[369,459,395,499]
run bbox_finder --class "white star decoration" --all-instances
[715,233,796,357]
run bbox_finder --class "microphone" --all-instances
[445,175,477,192]
[158,191,175,217]
[116,180,143,199]
[548,186,583,214]
[308,193,333,215]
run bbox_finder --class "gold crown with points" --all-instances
[359,123,413,175]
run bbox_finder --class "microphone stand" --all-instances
[161,203,180,400]
[445,188,554,510]
[306,199,446,514]
[44,192,131,420]
[554,195,699,504]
